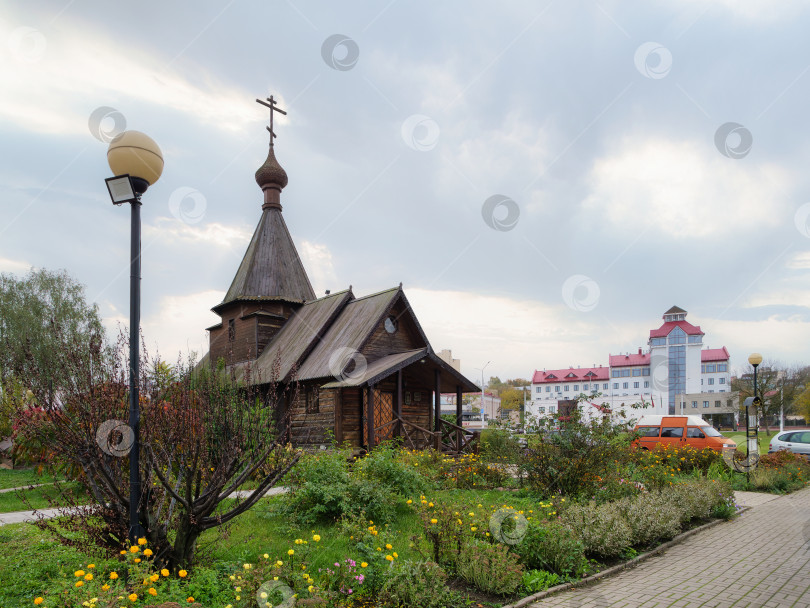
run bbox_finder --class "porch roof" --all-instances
[320,348,479,393]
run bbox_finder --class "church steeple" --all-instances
[212,95,315,320]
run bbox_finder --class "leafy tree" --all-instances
[0,268,105,406]
[796,384,810,423]
[499,387,525,411]
[732,362,810,432]
[12,329,299,569]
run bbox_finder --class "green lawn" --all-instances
[722,430,780,455]
[0,467,59,490]
[0,482,86,513]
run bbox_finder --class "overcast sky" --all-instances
[2,0,810,383]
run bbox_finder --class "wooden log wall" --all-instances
[209,301,297,365]
[289,381,336,447]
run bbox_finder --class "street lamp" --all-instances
[105,131,164,542]
[745,352,763,482]
[475,361,491,427]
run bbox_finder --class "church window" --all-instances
[228,319,235,341]
[306,386,319,413]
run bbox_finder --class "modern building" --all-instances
[529,306,734,422]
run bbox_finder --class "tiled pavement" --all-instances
[530,487,810,607]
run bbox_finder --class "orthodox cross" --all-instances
[256,95,287,144]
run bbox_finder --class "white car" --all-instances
[768,430,810,457]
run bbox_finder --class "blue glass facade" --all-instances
[667,327,686,414]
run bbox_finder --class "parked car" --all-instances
[633,415,737,453]
[768,430,810,458]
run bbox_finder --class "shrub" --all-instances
[456,540,524,596]
[480,428,523,464]
[617,491,681,547]
[377,560,466,608]
[668,478,731,523]
[560,501,633,559]
[520,413,634,498]
[522,569,562,594]
[354,443,431,497]
[514,519,588,578]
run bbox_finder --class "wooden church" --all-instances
[205,97,479,453]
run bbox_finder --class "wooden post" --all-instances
[396,369,403,438]
[433,368,442,432]
[335,389,343,444]
[366,385,375,450]
[456,384,463,453]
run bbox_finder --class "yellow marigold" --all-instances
[178,570,188,578]
[187,597,194,603]
[148,588,157,596]
[263,553,269,559]
[101,584,110,591]
[128,593,137,602]
[149,574,159,582]
[406,499,412,504]
[75,581,84,588]
[143,549,153,557]
[361,562,368,568]
[288,549,294,556]
[34,598,44,605]
[134,559,141,564]
[385,544,392,550]
[243,563,251,570]
[88,564,95,569]
[430,518,438,524]
[129,546,139,553]
[393,552,398,558]
[137,537,147,545]
[161,569,169,577]
[308,585,315,593]
[385,555,394,561]
[84,573,93,581]
[75,570,85,577]
[276,560,283,566]
[312,534,321,542]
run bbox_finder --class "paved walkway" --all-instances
[530,487,810,608]
[0,486,287,527]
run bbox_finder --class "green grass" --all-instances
[0,482,86,513]
[722,430,779,455]
[0,467,59,490]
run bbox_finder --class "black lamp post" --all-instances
[745,352,763,482]
[105,131,164,542]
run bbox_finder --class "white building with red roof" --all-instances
[529,306,733,423]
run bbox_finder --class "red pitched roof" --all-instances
[649,320,704,338]
[609,353,650,367]
[532,366,609,384]
[701,347,729,362]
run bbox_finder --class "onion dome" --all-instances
[255,145,288,209]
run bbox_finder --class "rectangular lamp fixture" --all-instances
[105,174,138,205]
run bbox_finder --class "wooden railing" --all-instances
[437,418,479,454]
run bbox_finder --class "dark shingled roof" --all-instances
[215,208,315,311]
[296,287,403,381]
[664,305,687,315]
[249,289,353,382]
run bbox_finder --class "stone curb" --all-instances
[0,482,56,494]
[501,508,750,608]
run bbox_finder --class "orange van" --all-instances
[633,415,737,453]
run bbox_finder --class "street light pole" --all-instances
[747,353,763,484]
[105,131,163,542]
[475,361,490,427]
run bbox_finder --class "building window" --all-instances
[642,368,650,376]
[555,386,561,392]
[564,385,570,391]
[546,386,551,392]
[688,335,702,343]
[632,369,642,377]
[701,378,704,385]
[613,383,619,389]
[706,364,716,373]
[228,319,235,341]
[623,382,629,389]
[548,406,556,413]
[621,369,631,377]
[536,387,541,393]
[717,363,728,372]
[703,401,709,408]
[583,383,589,390]
[692,401,698,408]
[708,378,714,385]
[634,381,639,388]
[715,400,721,408]
[306,386,320,413]
[603,383,608,390]
[573,385,579,391]
[668,327,686,345]
[538,406,545,413]
[719,389,725,393]
[651,337,666,346]
[719,378,725,385]
[612,369,620,378]
[644,381,650,388]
